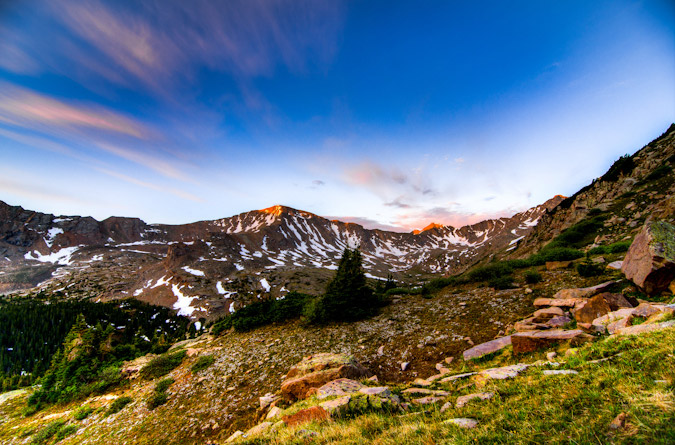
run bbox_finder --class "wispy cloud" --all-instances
[0,83,149,138]
[38,0,344,101]
[343,160,436,198]
[94,167,204,203]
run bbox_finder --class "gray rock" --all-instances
[542,370,578,376]
[455,392,494,408]
[462,335,512,361]
[443,418,478,428]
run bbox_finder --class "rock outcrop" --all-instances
[280,353,372,401]
[622,221,675,295]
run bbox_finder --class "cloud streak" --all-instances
[94,167,204,203]
[0,83,149,138]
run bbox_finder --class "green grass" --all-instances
[247,327,675,444]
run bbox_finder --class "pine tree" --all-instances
[309,248,378,322]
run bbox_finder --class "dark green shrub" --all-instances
[191,355,215,373]
[55,424,78,441]
[106,396,132,416]
[147,392,168,410]
[139,351,186,380]
[30,420,65,444]
[384,287,412,296]
[488,276,516,290]
[73,405,93,420]
[609,240,631,253]
[534,247,584,263]
[154,377,174,393]
[588,246,607,255]
[468,263,513,282]
[601,154,635,182]
[147,378,174,410]
[644,165,672,182]
[524,270,542,284]
[545,215,607,250]
[421,277,456,294]
[576,261,604,277]
[211,291,313,334]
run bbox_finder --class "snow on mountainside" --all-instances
[0,197,562,319]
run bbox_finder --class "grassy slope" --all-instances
[249,327,675,444]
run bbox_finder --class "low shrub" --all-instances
[73,405,93,421]
[55,424,78,441]
[147,392,168,410]
[30,420,65,445]
[106,396,132,416]
[212,291,313,334]
[421,277,456,294]
[191,355,215,373]
[140,351,186,380]
[489,275,516,290]
[601,154,635,182]
[576,261,604,277]
[524,269,542,284]
[468,263,513,282]
[644,165,672,182]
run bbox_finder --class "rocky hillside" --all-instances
[510,123,675,259]
[0,195,561,320]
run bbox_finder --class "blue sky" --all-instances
[0,0,673,231]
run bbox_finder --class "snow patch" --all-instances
[260,278,270,292]
[182,266,205,276]
[24,246,79,265]
[171,284,198,317]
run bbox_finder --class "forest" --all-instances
[0,295,193,392]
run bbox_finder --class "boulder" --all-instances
[462,336,512,360]
[545,315,573,328]
[281,353,372,401]
[572,294,611,324]
[632,302,664,318]
[551,281,615,300]
[282,406,330,427]
[607,261,623,270]
[266,406,283,420]
[316,378,364,399]
[615,320,675,336]
[621,221,675,295]
[319,395,351,416]
[514,319,550,332]
[246,421,273,436]
[512,330,593,354]
[533,298,585,308]
[533,307,564,319]
[599,292,636,311]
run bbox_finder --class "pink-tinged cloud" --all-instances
[393,207,524,232]
[0,84,148,139]
[323,215,409,233]
[343,160,436,198]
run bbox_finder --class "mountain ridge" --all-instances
[0,195,562,319]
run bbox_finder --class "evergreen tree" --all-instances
[309,248,378,322]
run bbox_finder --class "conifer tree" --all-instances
[310,248,377,322]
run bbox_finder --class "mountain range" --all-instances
[0,195,562,320]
